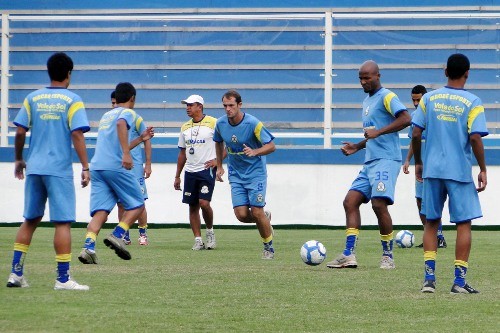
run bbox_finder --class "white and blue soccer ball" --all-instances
[300,240,327,266]
[395,230,415,248]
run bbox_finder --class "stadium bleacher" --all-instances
[1,6,499,149]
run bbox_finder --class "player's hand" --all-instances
[122,152,133,170]
[415,163,423,182]
[403,160,410,174]
[340,141,358,156]
[144,163,152,179]
[174,177,181,191]
[216,167,225,182]
[242,144,257,157]
[477,170,487,192]
[364,128,379,140]
[140,127,155,142]
[204,158,217,169]
[14,160,26,180]
[81,170,90,188]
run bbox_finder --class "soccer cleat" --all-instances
[103,234,132,260]
[123,238,132,246]
[262,249,275,259]
[205,230,216,250]
[138,235,149,246]
[421,280,436,293]
[191,239,205,251]
[6,273,29,288]
[416,243,423,248]
[265,210,272,221]
[54,279,90,291]
[326,253,357,268]
[450,283,479,294]
[438,237,447,248]
[379,256,396,269]
[78,248,98,264]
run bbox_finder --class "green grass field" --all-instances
[0,226,499,333]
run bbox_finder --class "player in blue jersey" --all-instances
[412,54,487,294]
[175,94,220,250]
[327,60,411,270]
[111,91,152,246]
[78,82,154,264]
[7,52,91,290]
[214,90,276,259]
[403,85,447,248]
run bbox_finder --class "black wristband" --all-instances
[82,168,90,171]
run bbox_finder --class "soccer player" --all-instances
[327,60,411,270]
[413,54,487,294]
[111,90,152,246]
[6,52,91,290]
[174,94,219,250]
[403,85,447,248]
[214,90,276,259]
[78,82,154,264]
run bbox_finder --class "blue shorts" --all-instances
[24,174,75,222]
[90,169,144,216]
[231,179,267,208]
[350,159,401,205]
[421,178,482,223]
[415,179,423,199]
[132,165,148,200]
[182,167,216,205]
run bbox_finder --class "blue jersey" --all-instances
[13,87,90,177]
[129,113,147,178]
[91,107,139,171]
[213,113,274,183]
[412,86,488,182]
[362,88,407,163]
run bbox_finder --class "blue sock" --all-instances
[124,230,131,240]
[454,261,468,287]
[424,260,436,281]
[84,238,95,251]
[263,240,274,253]
[11,250,26,276]
[56,262,70,283]
[112,222,129,239]
[437,224,444,238]
[343,235,357,256]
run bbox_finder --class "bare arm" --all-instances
[340,139,368,156]
[403,141,413,174]
[117,119,133,170]
[143,139,152,179]
[411,126,423,182]
[71,129,90,187]
[242,141,276,157]
[174,148,187,190]
[470,133,487,192]
[364,110,412,139]
[14,127,27,180]
[215,141,225,182]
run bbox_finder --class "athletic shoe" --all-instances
[326,253,357,268]
[78,248,98,264]
[6,273,29,288]
[416,243,423,248]
[103,234,132,260]
[438,237,447,248]
[265,210,272,221]
[262,249,275,259]
[421,280,436,293]
[205,230,216,250]
[450,283,479,294]
[379,256,396,269]
[123,238,132,246]
[54,279,90,291]
[192,239,205,251]
[138,235,149,246]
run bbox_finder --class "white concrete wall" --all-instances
[0,162,497,226]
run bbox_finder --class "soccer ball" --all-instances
[395,230,415,248]
[300,240,327,266]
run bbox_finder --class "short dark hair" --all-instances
[447,53,470,80]
[114,82,136,104]
[111,91,116,99]
[411,85,427,95]
[222,90,242,104]
[47,52,73,82]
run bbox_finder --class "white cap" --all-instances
[181,94,204,105]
